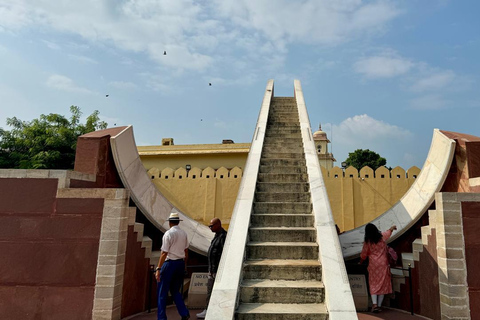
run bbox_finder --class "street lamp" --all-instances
[186,164,191,177]
[341,162,347,177]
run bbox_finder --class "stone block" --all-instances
[101,230,128,241]
[98,239,127,256]
[26,170,50,178]
[439,282,468,299]
[102,217,128,233]
[104,199,129,208]
[436,210,462,226]
[94,284,123,299]
[437,247,464,260]
[115,189,129,199]
[436,233,465,249]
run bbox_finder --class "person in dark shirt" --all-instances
[196,218,227,319]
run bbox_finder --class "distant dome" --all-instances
[313,124,328,141]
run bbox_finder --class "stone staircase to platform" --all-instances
[235,97,328,320]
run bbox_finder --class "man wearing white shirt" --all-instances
[155,213,190,320]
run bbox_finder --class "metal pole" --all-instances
[148,265,154,313]
[408,264,414,315]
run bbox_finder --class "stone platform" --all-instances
[125,306,430,320]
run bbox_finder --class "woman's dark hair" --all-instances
[364,223,382,244]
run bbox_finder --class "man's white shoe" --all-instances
[196,309,207,318]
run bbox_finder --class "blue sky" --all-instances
[1,0,479,169]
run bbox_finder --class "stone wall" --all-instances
[0,174,102,320]
[148,166,243,227]
[145,164,420,231]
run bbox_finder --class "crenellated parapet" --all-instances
[323,165,420,179]
[147,166,243,180]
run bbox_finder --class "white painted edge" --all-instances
[294,79,358,319]
[109,125,214,255]
[470,177,480,187]
[339,129,456,259]
[206,80,274,320]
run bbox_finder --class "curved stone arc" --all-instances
[339,129,456,259]
[109,125,213,255]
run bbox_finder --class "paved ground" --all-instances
[125,306,430,320]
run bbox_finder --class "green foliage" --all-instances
[344,149,387,171]
[0,106,107,169]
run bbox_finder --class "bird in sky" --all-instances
[106,94,109,97]
[209,83,212,86]
[164,51,167,55]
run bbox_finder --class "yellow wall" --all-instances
[148,166,242,228]
[323,165,421,232]
[144,161,420,231]
[141,153,248,172]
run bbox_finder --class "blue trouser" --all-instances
[157,259,189,320]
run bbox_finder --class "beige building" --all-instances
[138,133,416,232]
[313,124,335,170]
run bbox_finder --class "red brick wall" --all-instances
[417,230,441,319]
[121,226,151,318]
[0,178,104,320]
[462,201,480,316]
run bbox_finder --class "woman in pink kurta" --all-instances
[359,223,397,313]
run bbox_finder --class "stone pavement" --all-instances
[125,306,430,320]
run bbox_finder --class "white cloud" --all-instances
[409,94,450,110]
[0,0,401,74]
[323,114,414,167]
[45,74,92,94]
[68,54,98,64]
[109,81,137,90]
[410,70,456,92]
[354,54,414,78]
[332,114,412,144]
[42,40,61,50]
[213,0,400,45]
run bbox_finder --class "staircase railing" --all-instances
[205,80,274,320]
[294,79,358,319]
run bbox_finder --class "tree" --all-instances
[0,106,107,169]
[344,149,387,171]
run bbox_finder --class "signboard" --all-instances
[348,274,369,311]
[187,272,209,308]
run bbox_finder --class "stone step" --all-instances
[268,116,299,122]
[253,202,312,214]
[255,192,311,202]
[265,128,301,135]
[256,182,309,192]
[247,242,319,260]
[261,152,304,159]
[235,303,328,320]
[267,124,301,129]
[269,109,298,114]
[260,159,306,167]
[264,133,301,140]
[257,173,308,183]
[262,146,304,154]
[262,147,304,155]
[268,113,297,118]
[263,140,303,146]
[250,214,314,227]
[265,129,302,140]
[240,279,324,304]
[258,166,307,174]
[264,135,302,140]
[243,259,321,281]
[267,121,300,126]
[249,227,316,242]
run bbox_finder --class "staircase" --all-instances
[235,97,328,320]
